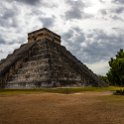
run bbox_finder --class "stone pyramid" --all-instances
[0,28,106,89]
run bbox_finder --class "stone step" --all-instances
[29,53,51,61]
[8,76,49,84]
[17,60,69,75]
[29,47,60,60]
[22,60,49,68]
[32,51,58,58]
[31,53,50,59]
[17,64,49,74]
[7,80,55,88]
[22,61,47,68]
[28,57,49,62]
[22,60,74,73]
[24,58,49,65]
[10,73,49,82]
[16,70,49,77]
[13,68,78,80]
[31,49,48,55]
[11,76,81,84]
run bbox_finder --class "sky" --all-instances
[0,0,124,75]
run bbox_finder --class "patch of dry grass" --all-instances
[0,86,123,95]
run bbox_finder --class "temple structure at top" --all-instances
[28,28,61,44]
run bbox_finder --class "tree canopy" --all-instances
[107,49,124,86]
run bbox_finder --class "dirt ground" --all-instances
[0,92,124,124]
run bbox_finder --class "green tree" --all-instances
[107,49,124,86]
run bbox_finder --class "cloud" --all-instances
[99,6,124,21]
[100,9,107,15]
[65,0,92,20]
[112,0,124,4]
[82,29,124,63]
[0,3,19,28]
[65,8,83,20]
[62,28,124,65]
[66,0,85,8]
[15,0,41,6]
[0,50,4,53]
[110,15,123,21]
[114,7,124,13]
[39,17,55,28]
[62,27,86,50]
[0,35,18,45]
[99,0,106,3]
[87,60,109,75]
[0,37,6,45]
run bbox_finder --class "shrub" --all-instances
[113,89,124,95]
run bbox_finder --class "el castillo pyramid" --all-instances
[0,28,106,89]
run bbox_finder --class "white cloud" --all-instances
[87,60,109,75]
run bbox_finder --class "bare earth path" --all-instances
[0,92,124,124]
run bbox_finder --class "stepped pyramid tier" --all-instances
[0,28,107,89]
